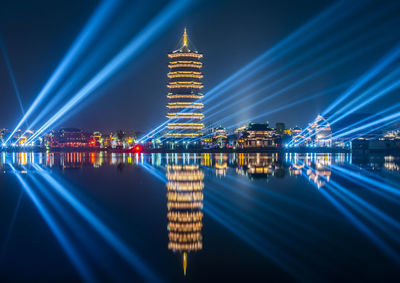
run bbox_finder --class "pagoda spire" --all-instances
[183,28,188,47]
[183,252,188,276]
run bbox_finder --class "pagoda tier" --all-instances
[166,29,204,139]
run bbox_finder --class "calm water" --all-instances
[1,152,400,282]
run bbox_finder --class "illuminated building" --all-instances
[308,115,332,147]
[166,29,205,140]
[275,122,286,135]
[384,130,400,140]
[166,160,204,275]
[47,128,90,148]
[213,126,228,148]
[204,126,228,148]
[237,123,280,148]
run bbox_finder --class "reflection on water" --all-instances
[2,151,400,281]
[166,157,204,275]
[235,152,282,180]
[3,151,400,182]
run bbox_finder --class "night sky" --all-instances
[0,0,399,133]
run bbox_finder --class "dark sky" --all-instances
[0,0,399,132]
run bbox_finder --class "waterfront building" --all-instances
[307,115,332,147]
[100,133,112,148]
[203,126,228,148]
[290,126,302,136]
[213,126,228,148]
[47,128,89,148]
[275,122,286,135]
[237,122,280,148]
[384,130,400,140]
[165,29,204,141]
[166,160,204,275]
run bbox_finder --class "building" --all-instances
[165,29,204,141]
[0,129,8,143]
[166,161,204,275]
[307,115,332,147]
[203,126,228,148]
[237,122,280,148]
[275,122,286,135]
[213,126,228,148]
[47,128,89,148]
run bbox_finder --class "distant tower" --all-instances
[166,28,204,140]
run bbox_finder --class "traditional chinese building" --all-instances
[166,29,204,140]
[237,123,280,148]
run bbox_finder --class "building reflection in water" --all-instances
[214,153,228,177]
[3,151,400,182]
[384,156,400,171]
[165,154,204,275]
[235,153,282,180]
[287,153,332,188]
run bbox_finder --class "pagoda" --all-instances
[166,29,204,140]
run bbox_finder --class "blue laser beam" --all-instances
[294,161,400,263]
[28,173,123,280]
[321,42,400,117]
[141,160,319,282]
[32,164,161,283]
[28,0,192,144]
[332,165,400,197]
[0,35,27,122]
[334,111,400,139]
[5,0,121,144]
[203,0,355,105]
[332,102,400,138]
[9,164,95,283]
[24,1,151,133]
[221,83,349,132]
[203,7,398,118]
[138,0,361,140]
[0,190,24,262]
[204,30,394,131]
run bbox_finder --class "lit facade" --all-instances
[237,123,280,148]
[166,29,204,139]
[308,115,332,147]
[166,160,204,275]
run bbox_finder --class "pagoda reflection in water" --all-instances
[166,154,204,275]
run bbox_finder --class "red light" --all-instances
[134,145,141,152]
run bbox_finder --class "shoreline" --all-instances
[0,147,390,154]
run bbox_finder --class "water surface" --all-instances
[1,152,400,282]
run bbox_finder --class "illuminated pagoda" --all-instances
[166,161,204,275]
[166,28,204,141]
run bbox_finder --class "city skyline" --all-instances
[1,0,400,133]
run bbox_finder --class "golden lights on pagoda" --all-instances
[166,29,205,139]
[166,162,204,275]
